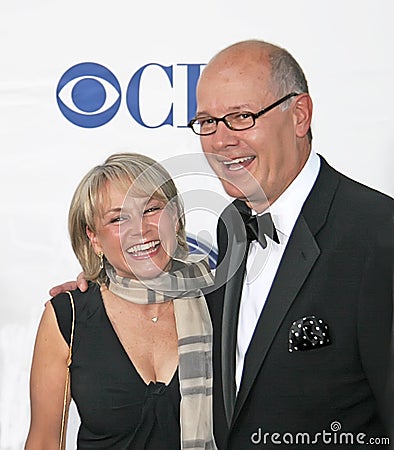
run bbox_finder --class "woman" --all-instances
[25,153,215,450]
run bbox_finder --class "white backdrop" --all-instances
[1,1,393,448]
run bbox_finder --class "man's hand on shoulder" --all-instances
[49,272,88,297]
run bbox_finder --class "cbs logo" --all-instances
[56,62,205,128]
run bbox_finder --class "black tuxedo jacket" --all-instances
[207,157,393,449]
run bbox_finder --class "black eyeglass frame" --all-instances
[188,92,300,136]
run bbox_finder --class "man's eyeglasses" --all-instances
[188,92,299,136]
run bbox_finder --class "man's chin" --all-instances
[221,180,266,203]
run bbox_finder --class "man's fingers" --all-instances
[49,272,88,298]
[76,272,89,292]
[49,281,78,297]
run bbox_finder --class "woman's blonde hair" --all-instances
[68,152,188,283]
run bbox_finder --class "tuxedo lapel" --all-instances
[221,239,248,426]
[216,205,249,427]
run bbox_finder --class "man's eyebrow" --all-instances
[195,105,252,117]
[194,110,211,117]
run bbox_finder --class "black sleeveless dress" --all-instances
[51,283,181,449]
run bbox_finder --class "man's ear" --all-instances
[86,226,102,254]
[293,93,313,139]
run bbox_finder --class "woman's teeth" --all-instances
[127,240,160,256]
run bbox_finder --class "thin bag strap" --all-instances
[59,291,76,450]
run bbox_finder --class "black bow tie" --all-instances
[244,213,280,248]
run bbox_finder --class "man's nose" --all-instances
[210,121,239,150]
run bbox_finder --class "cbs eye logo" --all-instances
[56,61,204,129]
[56,62,121,128]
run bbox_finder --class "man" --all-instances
[53,40,393,448]
[188,40,393,449]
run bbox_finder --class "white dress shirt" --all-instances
[235,150,321,392]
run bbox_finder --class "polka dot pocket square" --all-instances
[288,315,331,352]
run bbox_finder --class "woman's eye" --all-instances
[109,216,127,224]
[143,205,162,215]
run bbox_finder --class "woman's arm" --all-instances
[25,302,71,450]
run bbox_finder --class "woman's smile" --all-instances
[126,239,161,258]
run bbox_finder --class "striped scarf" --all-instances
[105,257,217,450]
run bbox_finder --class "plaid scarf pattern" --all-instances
[105,257,217,450]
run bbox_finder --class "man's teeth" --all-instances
[127,240,160,255]
[223,156,254,171]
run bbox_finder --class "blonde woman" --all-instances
[25,153,216,450]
